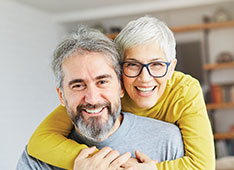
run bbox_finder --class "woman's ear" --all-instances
[167,58,177,79]
[120,88,125,98]
[56,88,65,106]
[120,82,125,98]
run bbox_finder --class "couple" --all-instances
[17,16,215,170]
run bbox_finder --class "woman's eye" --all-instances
[127,63,137,66]
[125,63,139,68]
[151,62,164,67]
[152,62,161,65]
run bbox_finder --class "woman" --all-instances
[27,16,215,169]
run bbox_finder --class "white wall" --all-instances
[0,1,65,169]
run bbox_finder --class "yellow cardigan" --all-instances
[27,71,215,170]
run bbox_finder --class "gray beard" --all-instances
[67,101,121,142]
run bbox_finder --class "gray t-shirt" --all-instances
[17,112,184,170]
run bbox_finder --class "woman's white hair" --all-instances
[115,16,176,62]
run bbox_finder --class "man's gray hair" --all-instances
[115,16,176,62]
[52,25,121,89]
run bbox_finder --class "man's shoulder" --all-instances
[123,112,180,134]
[122,112,184,160]
[16,146,63,170]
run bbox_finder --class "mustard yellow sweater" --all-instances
[27,71,215,170]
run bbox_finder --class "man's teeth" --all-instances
[137,86,155,92]
[85,107,103,114]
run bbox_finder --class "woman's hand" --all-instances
[121,150,158,170]
[73,146,134,170]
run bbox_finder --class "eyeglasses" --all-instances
[121,61,171,78]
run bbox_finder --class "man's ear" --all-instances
[56,87,65,106]
[167,58,177,80]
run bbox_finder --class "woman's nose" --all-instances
[137,67,153,81]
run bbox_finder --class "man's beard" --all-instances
[66,100,121,142]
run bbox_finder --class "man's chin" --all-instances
[76,115,115,142]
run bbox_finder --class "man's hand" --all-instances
[121,150,158,170]
[73,146,134,170]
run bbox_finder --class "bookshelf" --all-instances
[198,21,234,141]
[168,20,234,140]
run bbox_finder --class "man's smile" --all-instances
[83,107,106,115]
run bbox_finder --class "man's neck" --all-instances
[106,113,123,139]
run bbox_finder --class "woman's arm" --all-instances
[157,81,215,170]
[27,105,88,170]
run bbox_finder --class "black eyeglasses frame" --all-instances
[121,61,171,78]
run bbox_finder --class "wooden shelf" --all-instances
[171,20,234,33]
[106,33,118,40]
[206,102,234,110]
[106,20,234,39]
[214,132,234,140]
[203,62,234,70]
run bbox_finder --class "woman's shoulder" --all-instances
[164,71,202,101]
[169,71,200,89]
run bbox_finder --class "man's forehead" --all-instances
[62,54,118,82]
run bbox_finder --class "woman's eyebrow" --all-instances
[124,57,164,62]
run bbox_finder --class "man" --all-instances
[17,25,184,170]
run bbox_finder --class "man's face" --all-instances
[57,51,122,141]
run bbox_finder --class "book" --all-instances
[210,84,223,103]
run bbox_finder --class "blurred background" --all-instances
[1,0,234,169]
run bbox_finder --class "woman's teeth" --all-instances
[85,107,103,114]
[136,86,155,92]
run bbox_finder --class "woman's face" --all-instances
[122,41,177,108]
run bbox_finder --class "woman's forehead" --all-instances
[124,42,167,62]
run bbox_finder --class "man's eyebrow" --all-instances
[68,79,84,86]
[96,74,113,80]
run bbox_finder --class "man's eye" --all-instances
[71,84,85,90]
[98,80,106,84]
[97,80,109,86]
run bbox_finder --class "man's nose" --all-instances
[84,86,101,104]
